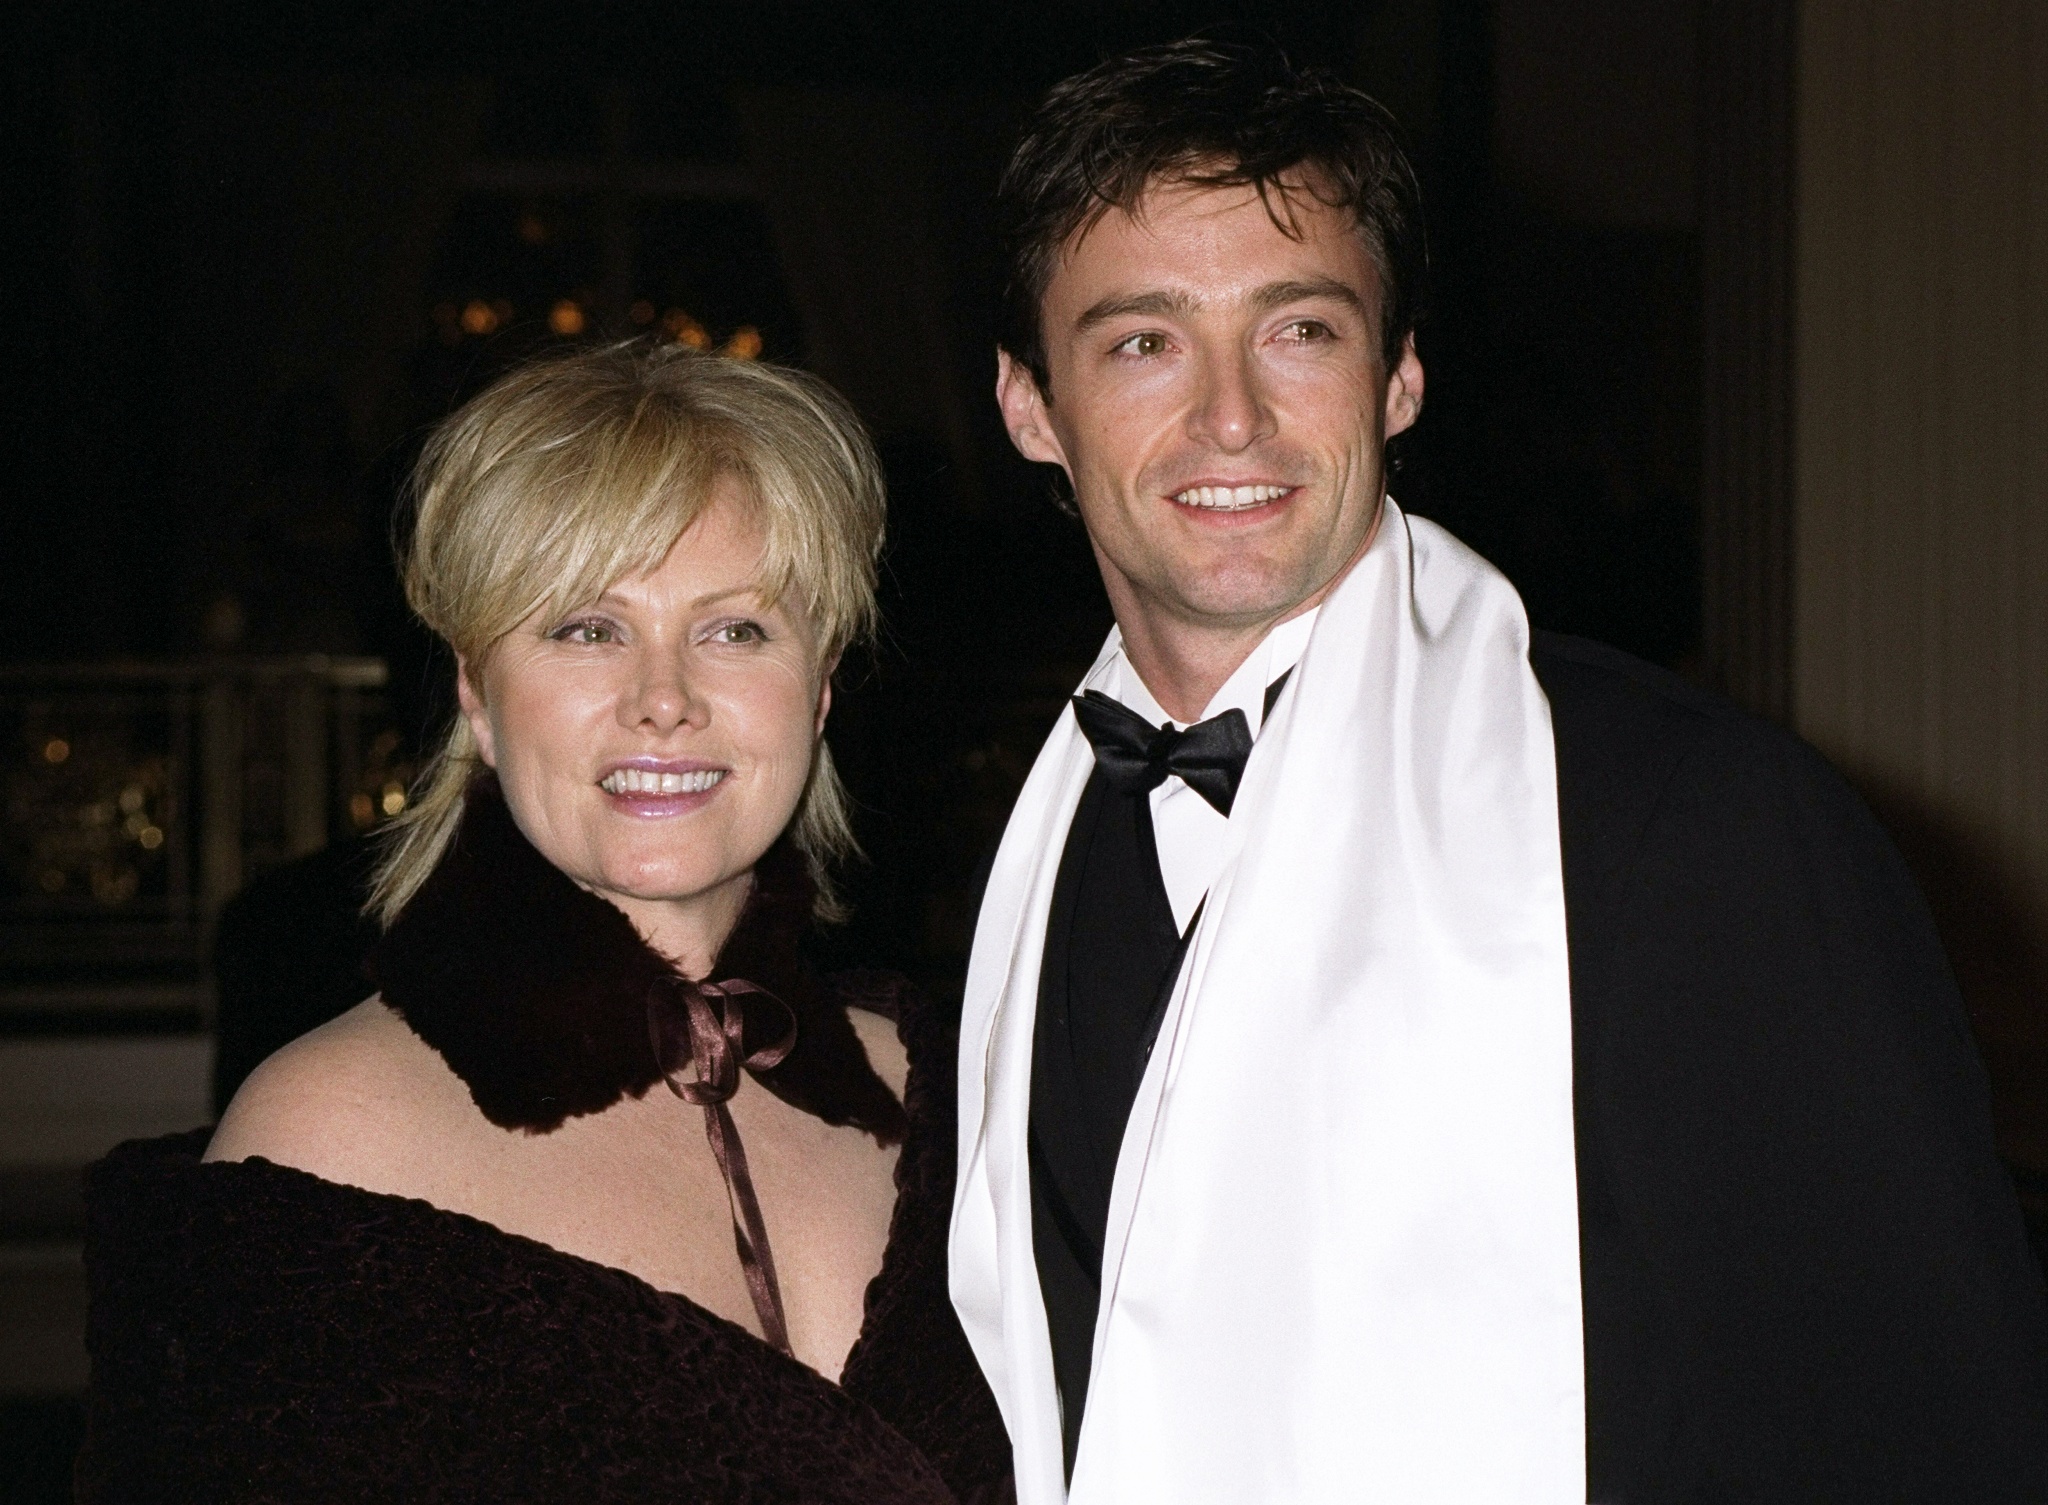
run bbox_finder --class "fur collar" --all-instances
[370,775,907,1143]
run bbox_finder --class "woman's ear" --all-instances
[455,657,498,768]
[814,652,839,736]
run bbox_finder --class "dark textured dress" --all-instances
[78,782,1012,1503]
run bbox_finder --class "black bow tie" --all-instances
[1071,690,1256,817]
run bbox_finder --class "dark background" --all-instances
[5,0,1706,987]
[17,3,2003,1496]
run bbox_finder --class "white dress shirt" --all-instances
[1111,607,1320,932]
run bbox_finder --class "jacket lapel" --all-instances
[952,641,1120,1502]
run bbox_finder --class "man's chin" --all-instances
[1160,575,1324,631]
[1164,526,1381,629]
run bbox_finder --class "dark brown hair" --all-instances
[996,37,1428,395]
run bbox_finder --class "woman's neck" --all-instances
[601,870,756,978]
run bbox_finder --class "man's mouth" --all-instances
[1170,484,1294,511]
[599,767,727,796]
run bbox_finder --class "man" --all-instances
[950,39,2048,1503]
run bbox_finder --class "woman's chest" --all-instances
[441,1085,904,1377]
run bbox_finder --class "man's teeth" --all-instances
[1172,484,1291,509]
[600,768,726,795]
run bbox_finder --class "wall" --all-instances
[1795,0,2048,1164]
[0,1040,212,1393]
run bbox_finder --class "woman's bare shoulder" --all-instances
[205,997,474,1189]
[846,1006,910,1102]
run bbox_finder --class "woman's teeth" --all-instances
[600,768,726,795]
[1172,484,1291,510]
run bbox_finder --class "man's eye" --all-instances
[552,619,618,644]
[1281,319,1334,343]
[1117,331,1169,358]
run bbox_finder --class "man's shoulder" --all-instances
[1528,630,1731,826]
[1527,631,1852,879]
[1530,627,1833,778]
[1530,630,1739,749]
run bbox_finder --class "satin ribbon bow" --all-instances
[1072,688,1257,817]
[648,977,799,1356]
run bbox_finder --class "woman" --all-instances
[80,344,1011,1502]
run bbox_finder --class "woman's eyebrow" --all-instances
[687,585,761,611]
[586,583,760,613]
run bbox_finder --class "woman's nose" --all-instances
[621,653,708,734]
[1187,349,1275,453]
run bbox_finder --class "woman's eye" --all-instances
[551,619,618,645]
[709,620,767,645]
[1117,331,1169,358]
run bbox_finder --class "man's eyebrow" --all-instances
[1071,278,1368,335]
[1249,277,1370,316]
[1072,288,1200,333]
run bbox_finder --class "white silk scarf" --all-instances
[950,502,1585,1503]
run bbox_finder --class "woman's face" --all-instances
[459,479,829,968]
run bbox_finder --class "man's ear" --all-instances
[1383,333,1425,438]
[996,349,1071,470]
[455,656,498,769]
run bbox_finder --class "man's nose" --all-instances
[1186,348,1275,452]
[621,649,708,735]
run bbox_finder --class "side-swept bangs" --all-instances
[370,342,884,926]
[407,346,879,669]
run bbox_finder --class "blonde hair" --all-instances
[369,341,885,927]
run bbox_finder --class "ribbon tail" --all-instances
[702,1098,793,1357]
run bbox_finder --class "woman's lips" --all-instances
[600,766,726,796]
[596,762,729,816]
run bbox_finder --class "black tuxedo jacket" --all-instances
[1534,631,2047,1499]
[974,630,2048,1500]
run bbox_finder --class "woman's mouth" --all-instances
[599,767,727,796]
[597,763,729,816]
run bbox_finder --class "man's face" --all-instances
[999,179,1423,636]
